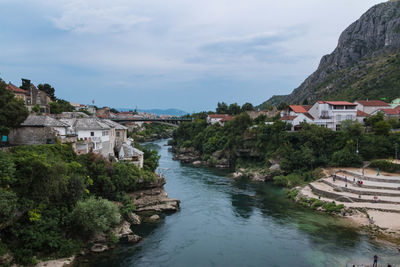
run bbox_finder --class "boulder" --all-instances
[128,213,141,225]
[126,234,142,244]
[269,163,281,172]
[91,244,108,253]
[111,220,133,239]
[192,161,202,166]
[148,214,160,222]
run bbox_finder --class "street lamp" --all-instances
[356,138,359,154]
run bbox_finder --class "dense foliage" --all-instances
[128,123,174,142]
[172,109,400,187]
[0,143,158,265]
[0,79,29,136]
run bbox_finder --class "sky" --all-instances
[0,0,384,112]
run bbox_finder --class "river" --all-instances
[81,139,400,267]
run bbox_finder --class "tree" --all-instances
[0,79,29,135]
[216,102,228,114]
[37,84,56,101]
[228,103,241,115]
[241,102,254,112]
[110,108,119,114]
[340,120,364,137]
[277,102,289,111]
[373,120,391,135]
[49,99,75,114]
[70,197,119,236]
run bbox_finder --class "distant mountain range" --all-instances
[117,108,188,116]
[258,0,400,107]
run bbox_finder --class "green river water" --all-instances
[78,139,400,267]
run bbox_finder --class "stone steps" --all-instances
[309,181,400,204]
[337,170,400,184]
[300,185,400,213]
[321,178,400,197]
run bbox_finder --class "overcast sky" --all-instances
[0,0,384,112]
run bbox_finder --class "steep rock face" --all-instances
[266,1,400,105]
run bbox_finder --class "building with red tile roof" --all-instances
[355,100,390,114]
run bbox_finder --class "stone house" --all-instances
[279,113,314,131]
[6,82,51,113]
[60,117,112,157]
[8,115,71,145]
[370,108,400,119]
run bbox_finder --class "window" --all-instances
[91,132,94,136]
[36,95,41,105]
[346,115,352,120]
[336,114,341,121]
[116,132,120,137]
[336,125,341,131]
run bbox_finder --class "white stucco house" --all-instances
[308,101,357,130]
[118,138,144,168]
[60,117,111,157]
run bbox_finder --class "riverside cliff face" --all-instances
[264,0,400,105]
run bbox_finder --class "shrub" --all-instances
[70,197,119,236]
[323,201,344,213]
[370,159,400,173]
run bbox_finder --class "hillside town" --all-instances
[207,99,400,130]
[3,80,146,168]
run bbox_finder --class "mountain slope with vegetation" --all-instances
[261,0,400,106]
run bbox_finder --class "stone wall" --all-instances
[8,127,58,145]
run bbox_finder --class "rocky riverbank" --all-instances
[43,176,180,266]
[172,146,231,168]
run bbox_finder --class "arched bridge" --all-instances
[111,117,193,127]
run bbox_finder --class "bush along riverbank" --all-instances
[129,123,174,142]
[171,110,399,182]
[0,143,179,266]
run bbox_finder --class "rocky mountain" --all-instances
[261,0,400,106]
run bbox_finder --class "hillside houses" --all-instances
[6,82,51,113]
[8,113,144,167]
[279,99,399,131]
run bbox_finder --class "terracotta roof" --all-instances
[6,83,28,94]
[280,115,297,121]
[324,101,357,106]
[394,105,400,111]
[289,105,308,113]
[356,110,369,117]
[208,114,231,118]
[380,108,400,115]
[356,100,390,107]
[220,116,235,122]
[303,105,312,111]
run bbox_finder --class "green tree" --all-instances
[228,103,241,115]
[0,79,29,135]
[241,102,254,112]
[277,102,289,111]
[37,83,56,101]
[70,197,119,236]
[373,120,391,135]
[216,102,228,114]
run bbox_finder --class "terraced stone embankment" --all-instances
[299,169,400,213]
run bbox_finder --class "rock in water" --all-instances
[126,234,142,243]
[148,214,160,222]
[128,213,142,225]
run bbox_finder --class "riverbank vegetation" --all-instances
[172,104,400,188]
[129,123,174,142]
[0,143,159,265]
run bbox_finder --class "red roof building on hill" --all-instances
[207,114,235,126]
[355,100,390,115]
